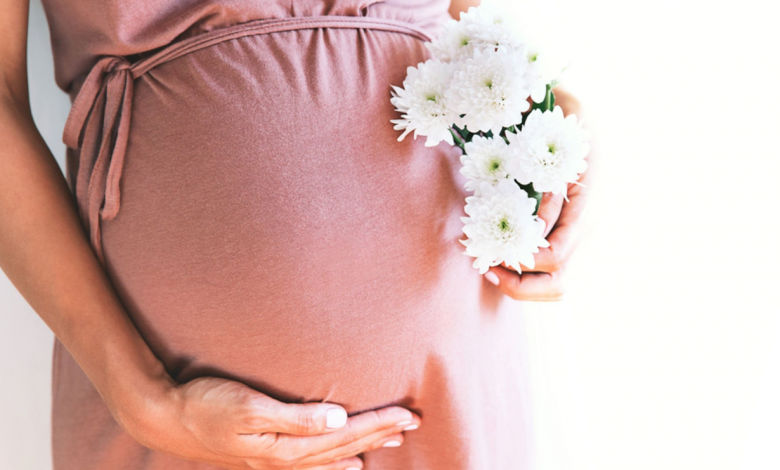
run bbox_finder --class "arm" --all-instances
[0,0,173,431]
[1,2,420,469]
[487,87,598,301]
[449,0,480,19]
[446,0,597,301]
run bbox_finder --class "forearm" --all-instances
[0,97,173,430]
[553,86,597,186]
[448,0,480,19]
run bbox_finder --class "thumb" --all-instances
[258,399,348,435]
[537,190,564,238]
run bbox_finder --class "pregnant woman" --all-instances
[0,0,594,468]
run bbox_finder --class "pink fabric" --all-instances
[45,1,535,469]
[60,16,433,267]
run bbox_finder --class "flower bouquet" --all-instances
[390,2,591,275]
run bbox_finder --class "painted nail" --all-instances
[326,408,347,429]
[484,271,500,286]
[403,424,419,431]
[345,467,361,470]
[383,440,402,447]
[395,420,412,426]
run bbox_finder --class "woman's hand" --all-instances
[483,87,597,301]
[120,377,420,470]
[0,6,419,468]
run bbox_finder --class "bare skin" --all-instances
[1,0,592,469]
[449,0,597,302]
[487,86,598,301]
[1,1,422,469]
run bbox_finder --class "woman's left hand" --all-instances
[483,87,597,301]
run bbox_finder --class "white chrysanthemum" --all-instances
[500,1,570,102]
[460,179,550,274]
[506,106,590,197]
[459,135,515,192]
[425,19,475,62]
[525,45,566,103]
[426,2,525,63]
[446,46,531,134]
[460,2,527,52]
[433,2,565,103]
[390,60,457,148]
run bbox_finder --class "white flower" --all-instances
[446,46,531,135]
[466,5,564,103]
[460,179,550,274]
[506,106,590,197]
[525,45,566,103]
[432,1,565,104]
[425,19,475,62]
[460,2,527,53]
[390,60,457,147]
[459,135,515,192]
[426,2,526,63]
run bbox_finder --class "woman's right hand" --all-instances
[1,4,416,469]
[122,376,421,470]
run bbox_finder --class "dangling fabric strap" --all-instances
[62,15,433,267]
[63,56,134,267]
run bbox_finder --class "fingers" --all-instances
[240,398,349,436]
[294,431,406,469]
[486,264,567,301]
[279,406,418,460]
[536,190,564,238]
[525,220,580,274]
[531,179,590,273]
[295,455,365,470]
[488,179,587,298]
[296,418,412,466]
[238,406,419,468]
[513,180,589,274]
[166,379,417,470]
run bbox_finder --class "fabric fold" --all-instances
[61,15,432,267]
[63,56,135,266]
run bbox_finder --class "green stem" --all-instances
[548,85,556,111]
[529,84,556,114]
[543,84,553,111]
[450,128,466,152]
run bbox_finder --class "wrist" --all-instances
[106,358,177,441]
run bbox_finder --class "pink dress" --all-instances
[42,1,534,468]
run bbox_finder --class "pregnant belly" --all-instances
[99,25,484,414]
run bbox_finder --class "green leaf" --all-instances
[517,181,543,215]
[453,124,474,143]
[449,128,466,152]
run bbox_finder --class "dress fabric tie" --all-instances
[61,15,433,267]
[63,56,135,267]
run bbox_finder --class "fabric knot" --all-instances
[62,55,136,266]
[59,17,432,268]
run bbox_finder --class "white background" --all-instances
[2,0,779,468]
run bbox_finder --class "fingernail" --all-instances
[383,440,401,447]
[346,467,361,470]
[484,271,500,286]
[395,420,412,426]
[403,424,418,431]
[326,408,347,429]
